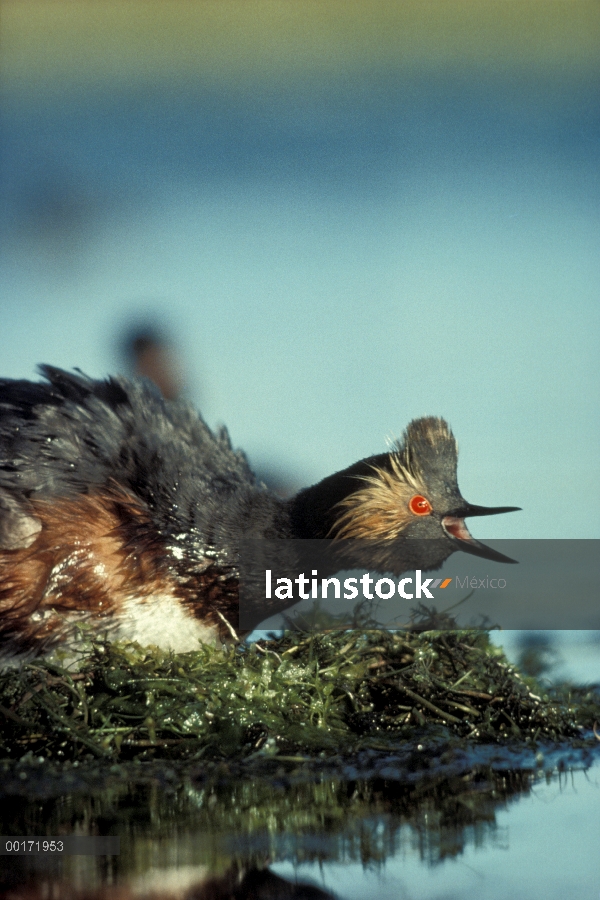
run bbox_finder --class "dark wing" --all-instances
[0,366,261,549]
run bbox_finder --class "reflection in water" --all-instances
[1,866,336,899]
[1,744,598,899]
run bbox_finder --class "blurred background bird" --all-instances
[0,367,518,663]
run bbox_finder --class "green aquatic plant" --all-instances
[0,627,596,762]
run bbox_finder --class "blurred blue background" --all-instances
[1,0,599,538]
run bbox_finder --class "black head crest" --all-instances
[395,417,458,496]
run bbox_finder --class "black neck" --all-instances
[287,453,389,539]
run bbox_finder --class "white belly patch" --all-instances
[113,593,221,652]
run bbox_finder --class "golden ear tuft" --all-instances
[330,455,428,541]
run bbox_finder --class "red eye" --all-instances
[409,495,432,516]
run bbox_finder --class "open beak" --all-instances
[442,503,520,564]
[457,503,521,518]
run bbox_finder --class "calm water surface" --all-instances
[0,639,598,899]
[274,760,600,899]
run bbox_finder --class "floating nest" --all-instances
[0,624,597,762]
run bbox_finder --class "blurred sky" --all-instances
[1,0,599,539]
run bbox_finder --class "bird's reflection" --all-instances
[0,864,339,900]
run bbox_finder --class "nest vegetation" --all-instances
[0,617,597,763]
